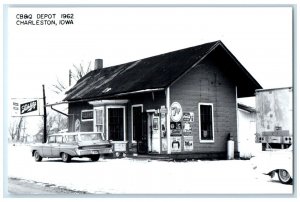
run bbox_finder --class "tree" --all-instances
[39,111,68,135]
[52,61,92,94]
[45,61,92,136]
[9,117,24,142]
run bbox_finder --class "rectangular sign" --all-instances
[171,136,182,152]
[11,98,42,117]
[182,112,194,122]
[20,100,38,114]
[183,136,193,151]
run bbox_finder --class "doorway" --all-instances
[107,107,125,141]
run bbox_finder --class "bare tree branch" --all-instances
[51,61,92,94]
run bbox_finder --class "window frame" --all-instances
[198,103,215,143]
[94,107,104,134]
[81,110,94,122]
[106,105,126,141]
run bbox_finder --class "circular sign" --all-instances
[170,102,183,122]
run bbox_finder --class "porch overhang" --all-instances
[88,99,129,106]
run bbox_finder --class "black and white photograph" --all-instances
[2,0,297,198]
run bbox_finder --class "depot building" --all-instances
[63,41,262,158]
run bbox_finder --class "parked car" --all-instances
[251,145,293,184]
[31,132,113,162]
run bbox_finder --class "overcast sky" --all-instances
[7,6,293,105]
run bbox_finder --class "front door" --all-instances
[137,112,148,154]
[107,107,124,141]
[148,113,161,153]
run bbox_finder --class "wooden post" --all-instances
[69,69,72,87]
[43,85,47,143]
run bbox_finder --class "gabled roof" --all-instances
[64,40,262,102]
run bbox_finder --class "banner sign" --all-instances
[11,98,42,117]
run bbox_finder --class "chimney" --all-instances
[94,59,103,69]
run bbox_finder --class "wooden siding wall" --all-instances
[170,56,238,153]
[67,91,166,143]
[68,102,94,132]
[126,91,166,144]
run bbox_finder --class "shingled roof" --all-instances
[64,40,262,102]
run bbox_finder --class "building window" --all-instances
[81,110,93,121]
[198,103,214,142]
[94,107,104,133]
[106,106,126,141]
[131,105,143,142]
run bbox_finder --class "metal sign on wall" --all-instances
[11,98,42,117]
[170,102,182,122]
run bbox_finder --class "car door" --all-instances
[43,136,55,157]
[51,135,62,157]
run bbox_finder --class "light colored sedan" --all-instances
[251,146,293,184]
[31,132,113,162]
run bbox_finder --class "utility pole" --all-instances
[69,69,72,87]
[43,85,47,143]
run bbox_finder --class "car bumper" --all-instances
[76,148,113,156]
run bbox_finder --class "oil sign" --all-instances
[20,100,38,115]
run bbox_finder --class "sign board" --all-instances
[11,98,42,117]
[170,122,182,136]
[171,136,182,152]
[75,119,81,132]
[113,142,127,152]
[182,112,194,122]
[20,100,38,114]
[170,102,182,122]
[184,136,193,151]
[183,122,192,135]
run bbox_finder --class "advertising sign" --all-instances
[171,136,182,152]
[11,98,42,117]
[183,122,192,135]
[171,122,182,136]
[20,100,38,114]
[184,136,193,151]
[182,112,194,122]
[162,138,168,152]
[170,102,182,122]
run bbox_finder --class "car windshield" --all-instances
[79,133,103,141]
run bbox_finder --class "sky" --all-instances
[6,6,293,133]
[7,6,293,98]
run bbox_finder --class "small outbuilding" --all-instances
[63,40,262,158]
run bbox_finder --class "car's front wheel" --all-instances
[61,152,71,163]
[90,155,100,162]
[278,169,292,184]
[34,151,42,162]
